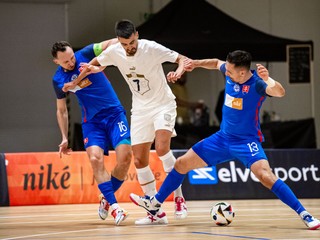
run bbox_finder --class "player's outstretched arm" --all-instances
[184,58,224,72]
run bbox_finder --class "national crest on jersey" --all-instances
[242,85,250,94]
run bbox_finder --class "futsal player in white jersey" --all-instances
[63,19,188,225]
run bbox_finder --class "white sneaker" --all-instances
[129,193,161,216]
[174,196,188,219]
[300,211,320,230]
[135,212,169,225]
[111,207,129,225]
[98,195,110,220]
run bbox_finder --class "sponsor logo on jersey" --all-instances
[225,93,243,110]
[83,137,88,145]
[78,78,92,88]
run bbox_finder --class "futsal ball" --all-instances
[210,201,235,226]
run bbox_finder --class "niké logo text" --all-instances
[23,164,70,190]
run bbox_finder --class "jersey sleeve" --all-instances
[220,63,226,74]
[79,44,96,59]
[52,80,66,99]
[255,78,268,96]
[151,41,179,63]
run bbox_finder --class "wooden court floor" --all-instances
[1,199,319,240]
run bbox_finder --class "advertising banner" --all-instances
[176,149,320,200]
[3,151,172,206]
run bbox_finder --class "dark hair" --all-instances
[51,41,72,58]
[115,19,136,39]
[226,50,252,70]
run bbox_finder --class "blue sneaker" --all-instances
[129,193,161,216]
[300,211,320,230]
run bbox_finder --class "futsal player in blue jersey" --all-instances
[130,50,320,230]
[51,40,132,225]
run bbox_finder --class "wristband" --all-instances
[266,77,276,87]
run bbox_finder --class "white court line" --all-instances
[0,213,94,219]
[1,228,106,240]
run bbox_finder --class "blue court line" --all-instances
[192,231,270,240]
[58,231,271,240]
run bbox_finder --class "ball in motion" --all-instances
[210,201,235,226]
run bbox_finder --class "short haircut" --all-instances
[51,41,72,58]
[226,50,252,70]
[115,19,136,39]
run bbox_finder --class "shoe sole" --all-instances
[174,213,188,220]
[115,213,129,226]
[135,220,168,225]
[309,223,320,230]
[98,213,107,220]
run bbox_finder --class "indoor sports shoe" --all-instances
[129,193,161,216]
[135,212,168,225]
[174,196,188,219]
[300,211,320,230]
[98,194,110,220]
[111,208,129,225]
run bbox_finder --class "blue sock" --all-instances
[271,179,305,214]
[155,168,186,203]
[111,175,123,192]
[98,181,117,205]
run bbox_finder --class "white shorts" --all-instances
[130,103,177,145]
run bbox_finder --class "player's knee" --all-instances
[174,157,189,174]
[155,147,169,157]
[133,156,146,168]
[257,170,277,189]
[122,148,132,165]
[88,153,103,167]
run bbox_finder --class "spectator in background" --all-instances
[170,73,208,126]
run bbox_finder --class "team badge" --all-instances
[242,85,250,94]
[71,74,78,81]
[164,114,171,121]
[233,84,240,92]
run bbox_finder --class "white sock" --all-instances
[111,203,119,210]
[136,165,157,196]
[159,151,183,198]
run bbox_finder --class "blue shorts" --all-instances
[82,108,131,155]
[192,130,267,169]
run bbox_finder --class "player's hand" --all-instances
[58,139,72,158]
[167,71,181,83]
[183,58,195,72]
[256,64,269,81]
[62,82,76,92]
[80,63,106,74]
